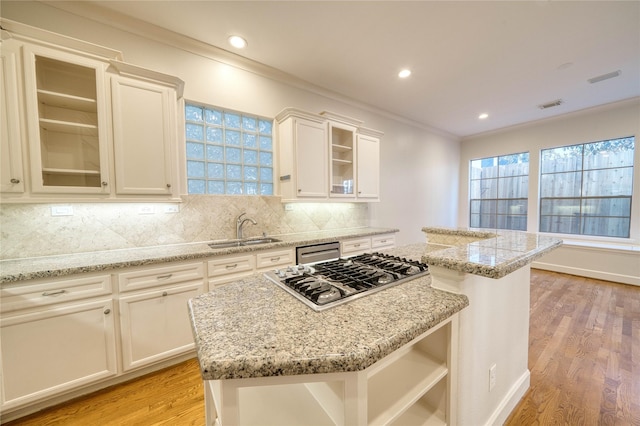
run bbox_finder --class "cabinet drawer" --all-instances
[208,254,255,278]
[256,248,294,271]
[341,238,372,255]
[372,234,396,249]
[0,274,112,313]
[118,262,205,293]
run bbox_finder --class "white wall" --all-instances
[458,99,640,285]
[1,1,461,248]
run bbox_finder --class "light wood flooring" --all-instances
[4,269,639,425]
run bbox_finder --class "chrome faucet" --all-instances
[236,213,257,240]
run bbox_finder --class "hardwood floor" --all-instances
[505,270,639,426]
[3,269,638,425]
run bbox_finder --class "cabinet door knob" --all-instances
[10,178,20,184]
[102,181,108,186]
[166,183,172,188]
[104,308,111,315]
[298,189,302,192]
[162,291,168,297]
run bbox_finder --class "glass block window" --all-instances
[470,152,529,230]
[185,103,273,195]
[539,137,634,238]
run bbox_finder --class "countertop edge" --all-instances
[0,228,399,284]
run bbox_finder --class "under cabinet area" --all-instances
[204,315,458,426]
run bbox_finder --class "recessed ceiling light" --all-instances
[228,35,247,49]
[478,113,489,120]
[398,69,411,78]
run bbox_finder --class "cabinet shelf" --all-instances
[37,89,97,112]
[40,118,98,137]
[332,158,353,165]
[331,143,352,152]
[42,168,100,176]
[367,348,448,425]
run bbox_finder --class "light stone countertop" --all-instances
[421,227,563,279]
[0,227,398,284]
[188,243,469,380]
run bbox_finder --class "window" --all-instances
[539,137,634,238]
[469,152,529,230]
[185,103,274,195]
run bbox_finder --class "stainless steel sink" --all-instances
[208,237,281,249]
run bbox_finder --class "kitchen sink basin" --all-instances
[208,237,281,249]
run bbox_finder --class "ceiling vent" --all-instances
[538,99,563,110]
[588,70,621,84]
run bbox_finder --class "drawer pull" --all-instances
[42,289,66,297]
[104,308,111,315]
[353,243,361,248]
[270,257,281,262]
[225,263,238,269]
[162,291,168,297]
[379,240,387,243]
[157,274,173,280]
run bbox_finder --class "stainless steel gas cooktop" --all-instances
[264,252,429,311]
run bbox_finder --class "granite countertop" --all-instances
[421,227,563,279]
[0,227,398,284]
[188,243,469,380]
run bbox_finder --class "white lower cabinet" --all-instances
[117,261,206,371]
[208,247,295,287]
[342,233,395,257]
[205,315,457,426]
[0,292,117,410]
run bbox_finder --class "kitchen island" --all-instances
[188,229,561,426]
[188,243,469,425]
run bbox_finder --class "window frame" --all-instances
[184,102,274,195]
[469,152,530,231]
[538,136,635,239]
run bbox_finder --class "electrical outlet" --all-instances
[51,205,74,216]
[489,364,497,391]
[284,204,294,211]
[164,205,179,213]
[138,205,155,215]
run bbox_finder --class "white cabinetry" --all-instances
[356,128,382,200]
[109,61,182,198]
[0,274,117,411]
[208,247,294,287]
[22,43,111,194]
[117,262,205,371]
[0,18,183,203]
[275,107,382,202]
[341,233,395,257]
[0,39,25,193]
[205,316,458,426]
[276,108,328,200]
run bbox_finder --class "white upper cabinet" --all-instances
[356,128,382,200]
[109,61,182,198]
[276,108,328,200]
[0,18,183,203]
[276,107,382,202]
[22,43,111,194]
[0,40,25,193]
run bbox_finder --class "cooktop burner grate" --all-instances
[264,252,429,311]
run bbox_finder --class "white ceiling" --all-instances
[75,1,640,137]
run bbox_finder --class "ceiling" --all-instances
[65,1,640,137]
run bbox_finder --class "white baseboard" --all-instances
[532,261,639,286]
[485,369,530,426]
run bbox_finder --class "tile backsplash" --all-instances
[0,196,368,259]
